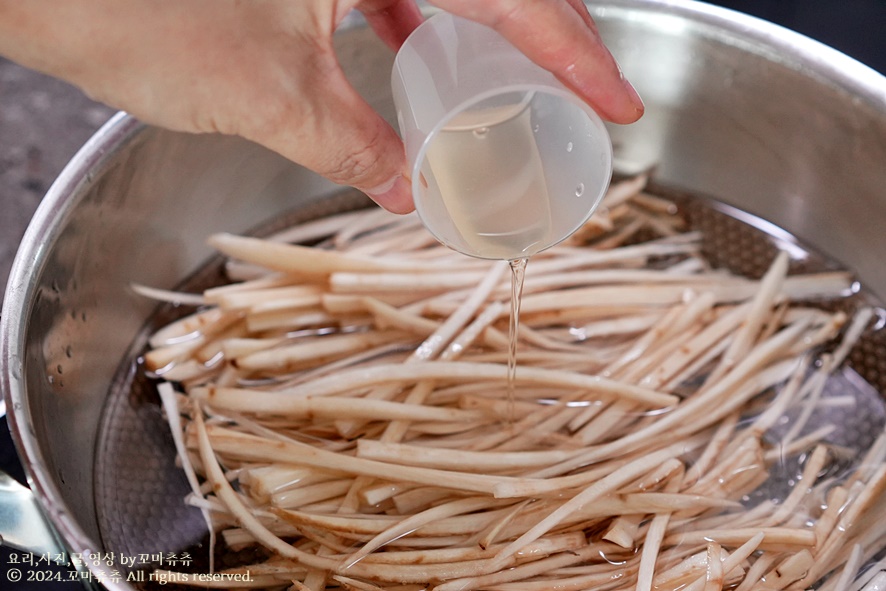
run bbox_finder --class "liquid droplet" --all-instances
[566,142,573,152]
[473,127,489,138]
[575,183,585,197]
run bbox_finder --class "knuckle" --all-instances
[324,125,391,187]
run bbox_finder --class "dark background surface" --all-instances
[712,0,886,74]
[1,1,885,588]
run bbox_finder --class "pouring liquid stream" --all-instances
[507,257,528,424]
[421,90,617,426]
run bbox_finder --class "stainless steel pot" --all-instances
[2,1,885,588]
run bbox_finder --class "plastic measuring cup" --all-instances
[391,11,613,260]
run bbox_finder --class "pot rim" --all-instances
[1,111,143,587]
[604,0,885,107]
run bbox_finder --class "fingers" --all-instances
[283,88,414,215]
[358,0,424,50]
[244,0,417,213]
[561,0,598,29]
[430,0,644,124]
[313,80,412,214]
[207,1,416,214]
[263,0,421,214]
[250,54,414,214]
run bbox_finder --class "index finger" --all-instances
[430,0,644,124]
[357,0,424,50]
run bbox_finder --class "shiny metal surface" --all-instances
[0,472,63,556]
[1,1,885,587]
[600,0,886,298]
[0,120,341,587]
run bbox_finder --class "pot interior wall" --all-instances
[17,129,337,545]
[599,3,886,300]
[4,0,885,570]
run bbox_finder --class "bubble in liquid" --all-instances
[473,127,489,138]
[532,124,540,133]
[566,142,573,152]
[575,183,585,197]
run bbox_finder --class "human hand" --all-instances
[0,0,643,214]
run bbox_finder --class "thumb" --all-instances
[251,62,414,214]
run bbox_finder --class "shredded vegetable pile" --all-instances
[143,176,886,590]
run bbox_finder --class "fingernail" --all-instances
[611,56,644,120]
[623,78,645,117]
[366,175,414,214]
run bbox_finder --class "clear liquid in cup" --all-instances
[420,91,607,261]
[424,95,553,260]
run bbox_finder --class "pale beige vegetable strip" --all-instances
[635,470,684,591]
[491,435,709,562]
[208,232,481,276]
[195,361,678,408]
[705,249,788,384]
[205,426,514,494]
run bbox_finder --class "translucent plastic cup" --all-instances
[392,12,613,260]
